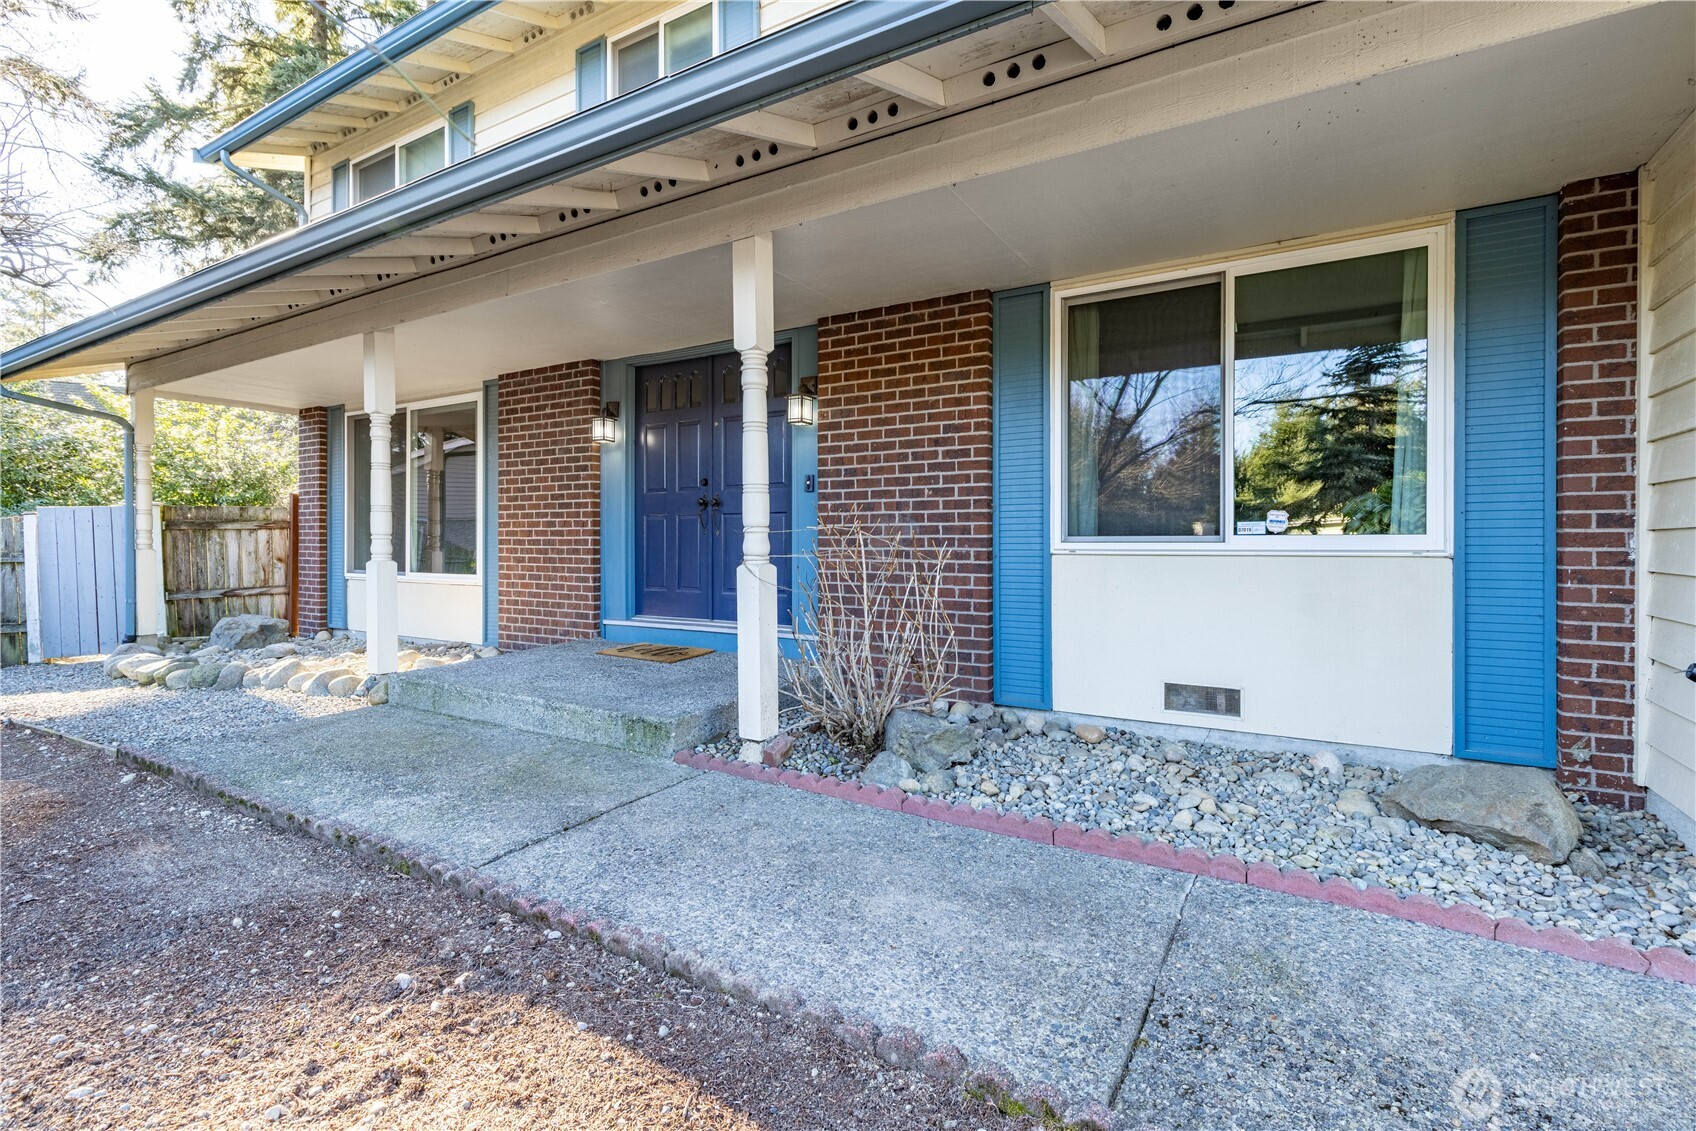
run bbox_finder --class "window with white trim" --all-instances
[613,2,716,96]
[347,398,482,577]
[1059,227,1448,549]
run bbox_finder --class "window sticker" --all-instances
[1265,510,1289,534]
[1235,520,1267,535]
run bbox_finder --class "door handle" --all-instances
[710,495,722,508]
[696,495,709,530]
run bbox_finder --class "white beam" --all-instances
[505,186,621,212]
[349,237,478,258]
[131,389,162,640]
[441,27,517,54]
[862,61,946,108]
[297,259,418,276]
[720,111,818,149]
[605,153,713,181]
[326,91,410,113]
[363,329,400,675]
[1041,1,1107,59]
[299,110,373,130]
[216,291,332,307]
[495,2,560,29]
[425,212,543,237]
[732,232,778,757]
[405,49,484,75]
[360,72,432,94]
[231,149,309,171]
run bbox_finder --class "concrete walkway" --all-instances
[130,708,1696,1127]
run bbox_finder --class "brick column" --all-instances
[496,361,603,649]
[295,406,329,637]
[816,292,995,700]
[1555,172,1642,808]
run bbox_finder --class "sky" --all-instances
[19,0,198,316]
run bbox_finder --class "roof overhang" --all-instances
[3,0,1038,381]
[192,0,499,164]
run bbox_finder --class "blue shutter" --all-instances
[326,405,347,630]
[1454,198,1558,766]
[719,0,759,49]
[330,161,350,212]
[992,285,1051,709]
[448,100,475,163]
[577,38,607,111]
[482,379,499,647]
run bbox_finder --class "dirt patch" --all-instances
[0,725,1030,1130]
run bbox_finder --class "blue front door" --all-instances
[635,345,792,624]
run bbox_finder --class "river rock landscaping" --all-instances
[101,615,494,703]
[708,703,1696,958]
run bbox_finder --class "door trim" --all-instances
[601,325,819,640]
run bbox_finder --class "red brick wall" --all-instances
[1555,172,1642,808]
[296,407,329,637]
[816,292,995,700]
[496,361,603,649]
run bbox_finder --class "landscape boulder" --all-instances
[261,659,305,690]
[861,750,915,789]
[882,709,977,773]
[1381,763,1583,864]
[208,614,289,651]
[103,643,161,678]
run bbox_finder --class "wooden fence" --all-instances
[0,516,24,666]
[160,505,292,637]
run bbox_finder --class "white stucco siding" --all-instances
[1051,554,1454,755]
[345,575,483,645]
[1638,110,1696,826]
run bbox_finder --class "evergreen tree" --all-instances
[87,0,419,274]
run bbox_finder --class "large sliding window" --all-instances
[612,2,719,96]
[1060,227,1446,549]
[347,397,482,577]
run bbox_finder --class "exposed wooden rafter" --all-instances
[1041,1,1108,59]
[605,152,712,181]
[494,2,561,30]
[504,186,621,212]
[440,27,517,55]
[861,61,946,108]
[720,111,818,149]
[425,212,543,236]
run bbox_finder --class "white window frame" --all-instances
[610,0,719,96]
[348,120,453,204]
[344,391,485,585]
[1050,222,1454,556]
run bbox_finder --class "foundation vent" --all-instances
[1164,682,1241,717]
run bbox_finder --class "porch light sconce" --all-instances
[590,401,620,445]
[786,377,819,427]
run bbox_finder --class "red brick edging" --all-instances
[679,750,1696,987]
[1,719,1114,1131]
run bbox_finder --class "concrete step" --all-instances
[386,639,737,757]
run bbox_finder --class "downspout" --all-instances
[217,150,309,227]
[0,386,137,641]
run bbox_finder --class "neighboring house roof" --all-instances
[193,0,505,166]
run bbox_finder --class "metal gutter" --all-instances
[191,0,499,163]
[3,0,1034,381]
[217,151,309,225]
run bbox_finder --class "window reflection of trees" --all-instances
[1069,368,1220,536]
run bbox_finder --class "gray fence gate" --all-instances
[34,505,129,659]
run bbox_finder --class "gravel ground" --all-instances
[0,725,1032,1130]
[1,659,366,749]
[709,710,1696,957]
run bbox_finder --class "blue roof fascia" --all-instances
[4,0,1034,381]
[191,0,499,163]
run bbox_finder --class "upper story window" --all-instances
[614,3,716,95]
[332,101,474,213]
[1058,226,1449,551]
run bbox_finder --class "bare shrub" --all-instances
[783,512,958,753]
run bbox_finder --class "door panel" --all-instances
[636,345,794,624]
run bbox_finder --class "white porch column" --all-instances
[130,389,163,641]
[733,232,779,759]
[363,330,400,675]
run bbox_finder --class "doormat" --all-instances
[597,642,714,663]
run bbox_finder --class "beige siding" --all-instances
[1640,110,1696,824]
[303,1,848,220]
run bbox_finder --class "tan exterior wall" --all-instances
[1638,112,1696,826]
